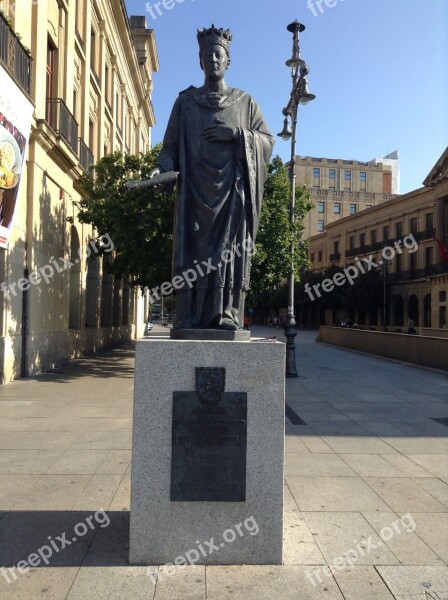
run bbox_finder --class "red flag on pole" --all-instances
[435,238,448,263]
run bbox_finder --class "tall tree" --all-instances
[247,155,313,306]
[73,145,175,289]
[73,151,311,304]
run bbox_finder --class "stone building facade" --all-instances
[306,148,448,332]
[0,0,159,381]
[295,153,399,239]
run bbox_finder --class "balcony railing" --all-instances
[0,11,32,97]
[330,252,341,262]
[45,98,78,155]
[79,138,94,172]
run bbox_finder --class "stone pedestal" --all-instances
[129,338,285,565]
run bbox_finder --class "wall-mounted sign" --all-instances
[0,66,33,248]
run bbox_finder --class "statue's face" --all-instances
[200,44,229,80]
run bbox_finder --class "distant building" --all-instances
[0,1,159,380]
[294,153,399,239]
[305,147,448,331]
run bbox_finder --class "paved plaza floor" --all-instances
[0,325,447,599]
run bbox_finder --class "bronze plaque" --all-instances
[170,368,247,502]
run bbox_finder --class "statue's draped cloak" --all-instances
[156,86,274,327]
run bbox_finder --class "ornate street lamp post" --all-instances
[277,20,315,377]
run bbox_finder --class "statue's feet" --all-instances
[219,318,239,331]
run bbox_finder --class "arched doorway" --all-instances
[393,296,404,326]
[69,226,81,329]
[424,294,431,328]
[409,295,419,326]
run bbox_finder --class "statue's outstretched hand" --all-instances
[202,118,237,142]
[149,167,161,179]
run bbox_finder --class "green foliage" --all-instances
[74,151,312,301]
[248,155,313,305]
[74,145,175,289]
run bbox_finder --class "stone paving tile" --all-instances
[284,453,356,477]
[283,504,326,566]
[302,512,400,566]
[0,431,80,450]
[411,478,448,508]
[287,476,391,512]
[96,450,132,475]
[68,431,132,450]
[0,449,63,474]
[364,478,448,513]
[46,450,108,475]
[409,513,448,564]
[153,565,205,600]
[362,512,444,566]
[332,566,395,599]
[340,454,406,478]
[376,566,448,598]
[296,436,336,454]
[108,474,131,511]
[406,455,448,483]
[321,436,398,454]
[380,455,434,478]
[12,475,94,510]
[206,566,345,600]
[0,567,79,600]
[284,435,310,454]
[0,475,39,511]
[67,566,154,599]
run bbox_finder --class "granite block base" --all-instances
[129,338,285,565]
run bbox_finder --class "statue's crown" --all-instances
[197,25,232,54]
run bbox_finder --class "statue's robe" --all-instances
[156,86,274,329]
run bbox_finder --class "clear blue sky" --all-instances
[125,0,448,194]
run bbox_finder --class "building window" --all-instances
[344,170,351,190]
[410,251,417,274]
[46,39,57,100]
[313,167,320,189]
[425,246,433,267]
[311,253,315,262]
[396,222,403,238]
[383,225,389,242]
[318,201,325,213]
[317,220,324,233]
[410,217,418,235]
[396,253,402,274]
[440,291,446,302]
[329,169,336,179]
[334,240,339,254]
[360,171,366,191]
[349,235,355,250]
[350,204,356,215]
[334,202,341,214]
[360,233,366,248]
[371,230,377,245]
[90,28,97,72]
[365,204,373,209]
[328,169,336,190]
[318,251,323,262]
[313,168,320,178]
[426,212,434,234]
